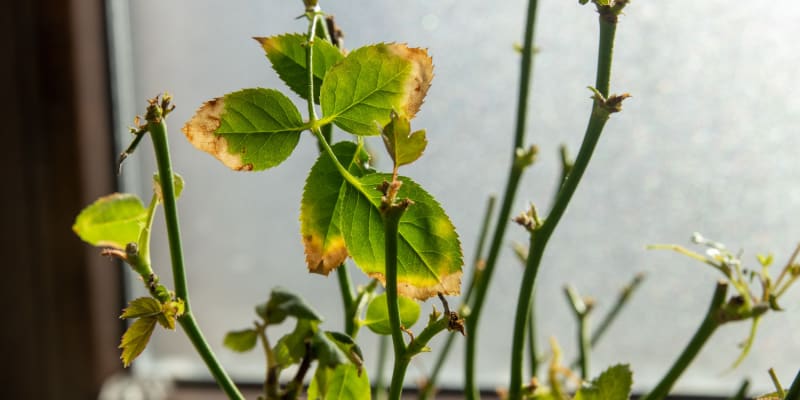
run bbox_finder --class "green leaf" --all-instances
[120,297,162,319]
[301,142,371,274]
[363,293,421,335]
[119,317,158,367]
[256,287,323,325]
[274,319,316,368]
[223,329,259,353]
[73,193,148,250]
[314,363,371,400]
[574,364,633,400]
[757,253,774,267]
[311,328,350,369]
[308,366,331,400]
[324,331,364,369]
[152,173,184,202]
[182,88,306,171]
[320,43,433,136]
[339,174,463,300]
[381,111,427,167]
[255,34,344,104]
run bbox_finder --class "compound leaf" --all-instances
[363,293,420,335]
[182,88,306,171]
[339,174,463,300]
[73,193,148,250]
[255,34,344,103]
[301,142,371,275]
[320,43,433,136]
[119,317,158,367]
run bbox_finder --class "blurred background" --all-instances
[4,0,799,399]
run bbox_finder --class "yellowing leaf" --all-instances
[301,142,371,274]
[73,193,148,250]
[119,317,157,367]
[120,297,162,319]
[182,89,306,171]
[156,299,185,330]
[320,43,434,136]
[339,174,463,300]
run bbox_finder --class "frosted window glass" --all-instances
[108,0,800,395]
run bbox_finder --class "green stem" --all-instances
[508,235,545,399]
[578,316,589,380]
[179,314,244,400]
[337,264,357,336]
[304,9,358,340]
[419,330,455,400]
[639,282,728,400]
[727,379,749,400]
[149,119,189,303]
[464,0,538,395]
[786,368,800,400]
[384,206,409,400]
[374,335,389,400]
[305,12,321,122]
[564,285,590,380]
[507,14,621,399]
[421,196,496,400]
[256,323,279,399]
[149,113,244,400]
[769,368,786,399]
[591,273,644,346]
[465,165,523,397]
[527,297,538,379]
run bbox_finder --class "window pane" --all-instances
[109,0,800,395]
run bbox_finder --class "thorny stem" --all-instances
[147,101,244,400]
[421,196,496,400]
[639,282,728,400]
[507,10,626,399]
[465,0,539,395]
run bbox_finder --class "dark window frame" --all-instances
[3,0,121,398]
